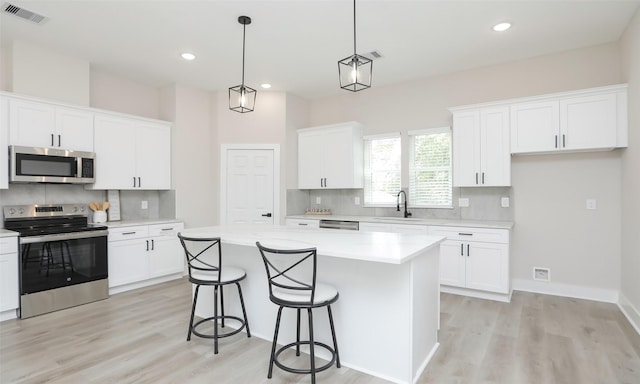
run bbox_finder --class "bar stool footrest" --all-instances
[273,341,337,374]
[191,315,247,339]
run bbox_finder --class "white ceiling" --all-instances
[1,0,638,100]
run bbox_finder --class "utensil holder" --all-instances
[93,211,107,223]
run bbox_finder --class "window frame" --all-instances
[363,132,402,208]
[407,126,453,209]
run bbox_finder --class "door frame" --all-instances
[220,144,281,225]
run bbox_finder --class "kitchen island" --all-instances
[180,225,444,384]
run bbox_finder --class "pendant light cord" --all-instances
[241,23,246,86]
[353,0,357,55]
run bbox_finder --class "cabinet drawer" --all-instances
[149,222,184,237]
[108,226,149,241]
[429,226,508,243]
[285,219,320,228]
[0,237,18,254]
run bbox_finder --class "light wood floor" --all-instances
[1,278,639,384]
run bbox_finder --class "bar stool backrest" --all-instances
[178,234,223,284]
[256,241,318,305]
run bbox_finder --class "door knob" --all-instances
[261,213,272,217]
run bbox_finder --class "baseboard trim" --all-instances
[0,308,18,322]
[413,342,440,384]
[511,278,618,303]
[440,285,511,303]
[618,292,640,336]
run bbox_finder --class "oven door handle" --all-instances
[21,230,109,244]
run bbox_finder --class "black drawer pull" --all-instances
[122,231,137,235]
[458,232,473,236]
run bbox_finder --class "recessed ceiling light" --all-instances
[181,52,196,60]
[261,83,272,89]
[493,22,511,32]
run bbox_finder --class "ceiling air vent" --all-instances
[3,2,48,25]
[362,50,384,60]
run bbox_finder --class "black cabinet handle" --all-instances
[563,134,566,148]
[482,172,485,184]
[146,240,149,251]
[51,134,54,147]
[133,177,136,188]
[261,213,272,217]
[458,233,473,236]
[460,243,464,256]
[138,177,141,188]
[58,135,61,147]
[555,135,558,148]
[475,173,478,185]
[151,239,154,250]
[467,244,470,256]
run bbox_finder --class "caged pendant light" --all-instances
[229,15,256,113]
[338,0,372,92]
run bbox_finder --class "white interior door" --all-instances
[225,149,275,225]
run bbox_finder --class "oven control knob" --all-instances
[18,208,25,214]
[73,206,78,212]
[8,208,15,215]
[80,206,85,212]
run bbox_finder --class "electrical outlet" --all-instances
[315,197,321,205]
[141,200,148,209]
[586,199,597,210]
[533,267,550,282]
[501,197,510,208]
[458,198,469,207]
[354,196,360,205]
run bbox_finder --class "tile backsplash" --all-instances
[287,187,513,221]
[0,184,176,227]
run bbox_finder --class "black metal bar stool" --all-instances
[256,241,340,384]
[178,233,251,354]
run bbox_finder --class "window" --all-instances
[363,133,401,206]
[408,127,452,207]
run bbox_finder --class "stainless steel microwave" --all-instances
[9,145,95,184]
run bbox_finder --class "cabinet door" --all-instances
[452,111,481,187]
[0,97,8,189]
[8,98,56,147]
[108,238,149,287]
[560,93,617,151]
[480,107,510,186]
[0,237,19,312]
[92,115,137,190]
[439,240,466,288]
[322,126,363,189]
[510,101,559,154]
[465,242,509,293]
[135,121,171,190]
[148,235,183,278]
[55,107,94,151]
[298,130,324,189]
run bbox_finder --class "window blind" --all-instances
[363,133,401,206]
[408,127,452,207]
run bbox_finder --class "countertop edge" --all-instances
[285,215,514,229]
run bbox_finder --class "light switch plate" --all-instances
[501,197,510,208]
[458,198,469,207]
[586,199,597,210]
[141,200,148,209]
[315,196,321,205]
[354,196,360,205]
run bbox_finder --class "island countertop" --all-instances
[179,224,445,265]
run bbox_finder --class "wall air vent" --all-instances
[3,2,48,25]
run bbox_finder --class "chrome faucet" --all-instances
[396,190,412,218]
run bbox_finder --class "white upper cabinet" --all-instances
[298,121,363,189]
[90,114,171,190]
[510,84,627,154]
[7,96,94,151]
[451,106,510,187]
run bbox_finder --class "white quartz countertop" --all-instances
[103,219,183,228]
[180,224,445,265]
[0,229,18,238]
[286,215,514,229]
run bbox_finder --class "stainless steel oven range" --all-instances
[3,204,109,318]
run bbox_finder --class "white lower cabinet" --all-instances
[108,222,184,292]
[0,236,19,320]
[430,226,510,299]
[285,218,320,228]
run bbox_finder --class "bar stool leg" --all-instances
[213,285,219,354]
[296,308,301,356]
[268,306,284,378]
[308,308,316,384]
[187,285,200,341]
[236,282,251,337]
[220,285,225,328]
[328,305,341,367]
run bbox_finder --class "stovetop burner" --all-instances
[3,204,107,236]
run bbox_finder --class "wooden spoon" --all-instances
[89,202,99,211]
[102,202,110,211]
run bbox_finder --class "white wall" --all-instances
[6,41,90,105]
[310,42,624,299]
[620,8,640,326]
[91,69,160,119]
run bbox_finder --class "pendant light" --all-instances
[229,15,256,113]
[338,0,372,92]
